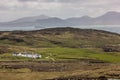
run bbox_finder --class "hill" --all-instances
[0,27,120,48]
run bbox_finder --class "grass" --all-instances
[0,27,120,48]
[1,47,119,63]
[0,28,119,80]
[0,47,119,80]
[0,72,66,80]
[0,64,119,80]
[38,47,120,63]
[0,68,31,73]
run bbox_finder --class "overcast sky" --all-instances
[0,0,120,22]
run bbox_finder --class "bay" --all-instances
[0,25,120,34]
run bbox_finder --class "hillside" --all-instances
[0,28,119,80]
[0,27,120,48]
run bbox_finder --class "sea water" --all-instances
[73,25,120,34]
[0,25,120,34]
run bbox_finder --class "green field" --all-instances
[0,47,120,63]
[0,47,120,79]
[0,27,120,63]
[0,28,120,80]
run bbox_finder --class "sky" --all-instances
[0,0,120,22]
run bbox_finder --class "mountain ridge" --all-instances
[0,11,120,27]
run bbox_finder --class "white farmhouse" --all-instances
[13,52,42,59]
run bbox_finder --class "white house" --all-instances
[13,52,42,59]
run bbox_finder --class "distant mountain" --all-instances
[65,11,120,25]
[11,15,50,23]
[0,11,120,27]
[36,17,71,27]
[0,15,50,27]
[65,16,93,25]
[93,11,120,25]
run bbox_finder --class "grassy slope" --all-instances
[0,27,119,63]
[0,27,120,48]
[37,47,120,63]
[0,47,120,63]
[0,28,120,80]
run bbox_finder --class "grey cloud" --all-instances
[18,0,81,3]
[57,0,82,3]
[0,6,9,10]
[0,0,120,22]
[18,0,55,2]
[18,0,38,2]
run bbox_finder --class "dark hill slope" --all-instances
[0,27,120,48]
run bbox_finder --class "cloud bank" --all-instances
[0,0,120,21]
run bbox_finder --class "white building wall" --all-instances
[13,53,42,59]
